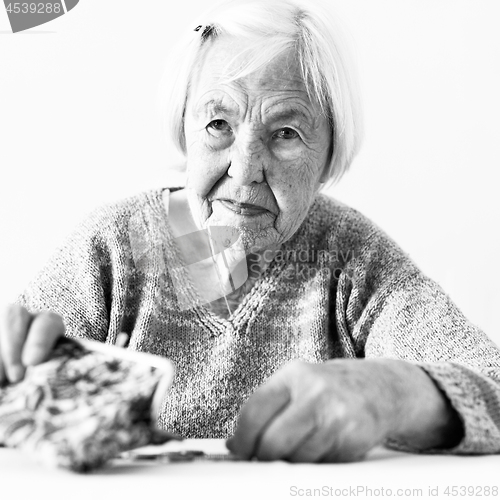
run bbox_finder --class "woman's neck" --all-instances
[166,188,281,318]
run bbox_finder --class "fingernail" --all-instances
[8,365,25,383]
[116,332,130,348]
[22,351,37,366]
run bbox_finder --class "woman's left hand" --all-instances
[226,358,462,462]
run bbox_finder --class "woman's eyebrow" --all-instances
[264,106,315,127]
[197,99,239,117]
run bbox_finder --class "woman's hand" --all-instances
[0,304,65,385]
[226,358,463,462]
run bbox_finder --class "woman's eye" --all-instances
[207,120,232,134]
[273,128,299,140]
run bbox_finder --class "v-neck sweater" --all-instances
[18,188,500,454]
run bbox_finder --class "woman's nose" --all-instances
[227,136,265,185]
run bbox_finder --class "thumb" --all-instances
[22,311,65,366]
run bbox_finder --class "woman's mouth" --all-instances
[218,199,269,216]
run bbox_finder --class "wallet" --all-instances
[0,337,175,472]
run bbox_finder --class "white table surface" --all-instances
[1,439,499,500]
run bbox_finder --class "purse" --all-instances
[0,337,175,472]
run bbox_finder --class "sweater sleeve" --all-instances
[17,207,123,343]
[333,206,500,454]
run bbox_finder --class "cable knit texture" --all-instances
[18,188,500,453]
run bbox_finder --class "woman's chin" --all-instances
[207,221,279,253]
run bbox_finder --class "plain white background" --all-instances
[0,0,499,346]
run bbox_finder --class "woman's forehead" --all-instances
[190,36,308,100]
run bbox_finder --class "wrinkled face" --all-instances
[184,36,331,252]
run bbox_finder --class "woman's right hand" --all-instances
[0,304,65,385]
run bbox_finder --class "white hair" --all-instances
[161,0,363,185]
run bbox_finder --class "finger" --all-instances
[286,426,339,463]
[115,332,130,348]
[0,351,6,386]
[293,419,372,463]
[254,402,317,461]
[149,428,183,445]
[0,306,9,385]
[21,311,65,366]
[226,377,291,459]
[0,304,33,383]
[319,439,368,463]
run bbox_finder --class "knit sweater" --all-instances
[18,188,500,453]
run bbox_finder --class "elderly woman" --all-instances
[1,0,500,465]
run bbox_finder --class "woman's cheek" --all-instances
[186,142,227,197]
[270,154,318,203]
[269,158,320,237]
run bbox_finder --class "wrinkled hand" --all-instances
[227,358,460,462]
[0,304,65,385]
